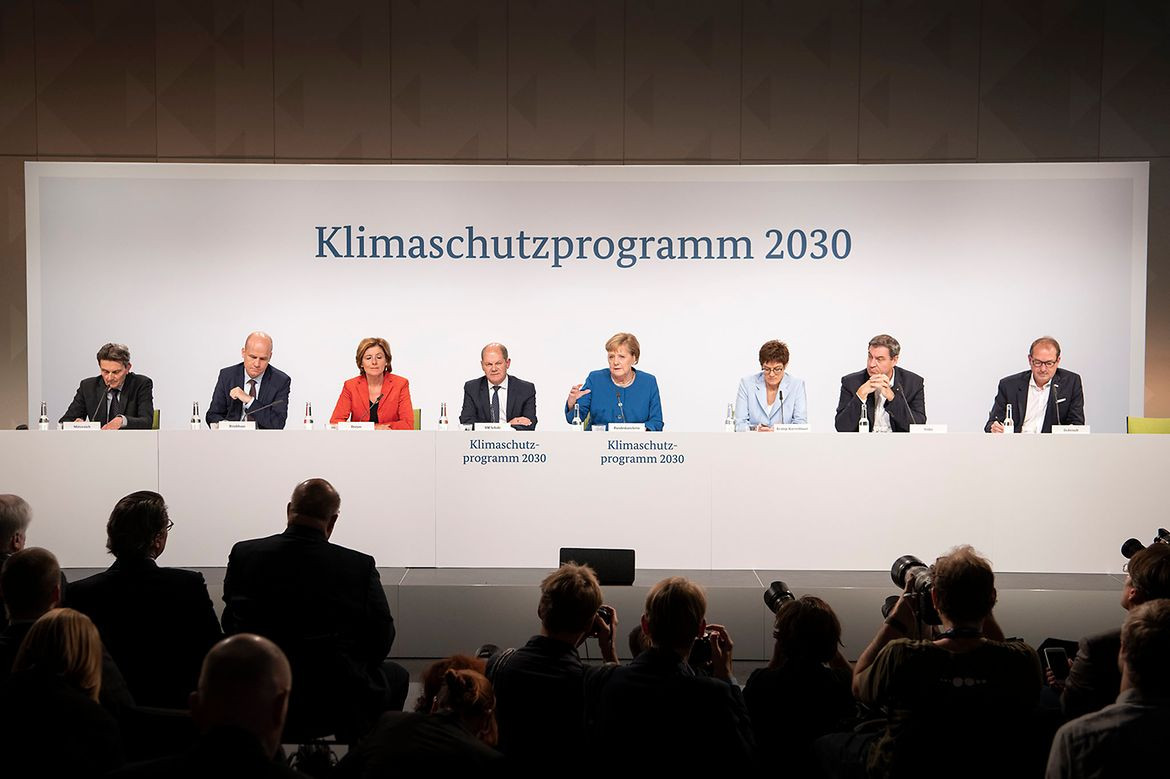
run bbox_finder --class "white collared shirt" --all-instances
[874,369,896,431]
[1022,374,1051,434]
[487,376,509,423]
[242,367,263,408]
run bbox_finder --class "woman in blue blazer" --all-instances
[734,340,807,431]
[565,332,663,430]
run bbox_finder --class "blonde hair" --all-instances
[605,332,641,362]
[644,576,706,652]
[355,337,393,374]
[13,608,103,701]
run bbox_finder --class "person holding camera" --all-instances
[584,576,754,769]
[485,563,618,768]
[744,596,855,773]
[818,546,1043,778]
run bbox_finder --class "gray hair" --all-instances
[96,343,131,366]
[0,494,32,550]
[480,342,509,361]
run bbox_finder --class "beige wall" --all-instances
[1,0,1167,426]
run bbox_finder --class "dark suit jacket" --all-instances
[109,726,309,779]
[983,368,1085,433]
[834,367,926,432]
[206,363,292,429]
[65,556,223,709]
[60,372,154,428]
[1062,628,1121,720]
[222,524,395,740]
[458,375,537,430]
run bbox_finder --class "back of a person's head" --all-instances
[932,545,996,624]
[770,595,841,667]
[1128,544,1170,602]
[538,562,603,635]
[644,576,706,653]
[436,668,498,747]
[13,608,102,701]
[106,490,168,558]
[416,654,485,713]
[0,547,60,621]
[0,494,31,552]
[194,634,292,750]
[287,478,340,528]
[1122,599,1170,697]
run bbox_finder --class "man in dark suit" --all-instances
[222,478,408,742]
[60,342,154,429]
[985,336,1085,433]
[834,333,926,432]
[206,332,292,429]
[458,342,537,430]
[65,491,223,709]
[584,576,753,769]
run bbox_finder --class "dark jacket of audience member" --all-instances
[222,515,396,740]
[743,596,856,773]
[65,491,222,709]
[338,669,501,775]
[0,608,123,777]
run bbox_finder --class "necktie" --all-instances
[107,389,121,424]
[491,385,500,423]
[242,379,257,421]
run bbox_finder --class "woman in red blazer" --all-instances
[330,337,414,429]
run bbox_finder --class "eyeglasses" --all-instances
[164,520,174,533]
[1030,359,1057,368]
[761,365,786,375]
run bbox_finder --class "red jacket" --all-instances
[330,373,414,429]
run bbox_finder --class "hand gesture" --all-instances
[566,384,591,410]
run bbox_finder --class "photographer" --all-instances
[744,596,855,774]
[485,563,618,767]
[584,576,753,769]
[819,546,1043,778]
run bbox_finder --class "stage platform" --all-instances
[62,566,1127,663]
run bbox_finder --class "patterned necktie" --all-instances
[491,385,501,423]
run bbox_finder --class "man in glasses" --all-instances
[985,336,1085,433]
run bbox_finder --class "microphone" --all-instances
[778,390,784,427]
[1052,382,1063,427]
[897,386,918,428]
[243,398,287,424]
[615,390,623,423]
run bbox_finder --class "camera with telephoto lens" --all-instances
[886,554,942,626]
[688,629,716,672]
[1121,529,1170,560]
[763,581,796,614]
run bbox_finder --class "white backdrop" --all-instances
[26,162,1148,431]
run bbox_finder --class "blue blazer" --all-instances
[206,362,292,429]
[734,372,807,431]
[565,368,663,431]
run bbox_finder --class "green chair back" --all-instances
[413,408,422,430]
[152,409,160,430]
[1126,416,1170,434]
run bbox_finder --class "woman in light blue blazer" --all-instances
[734,340,807,431]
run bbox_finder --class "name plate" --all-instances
[475,422,507,432]
[217,421,256,431]
[1052,425,1090,435]
[909,424,948,434]
[60,421,100,431]
[608,423,646,432]
[336,421,374,431]
[771,424,811,433]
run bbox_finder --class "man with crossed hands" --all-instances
[834,334,926,432]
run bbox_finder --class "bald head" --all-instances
[193,634,291,756]
[287,478,340,536]
[241,331,274,380]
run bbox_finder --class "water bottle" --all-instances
[304,401,314,430]
[189,401,202,430]
[38,401,49,431]
[1003,403,1014,434]
[858,405,869,433]
[571,403,583,430]
[724,403,735,433]
[438,402,449,431]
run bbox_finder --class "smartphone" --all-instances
[1043,647,1070,681]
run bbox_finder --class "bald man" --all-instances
[222,478,408,742]
[206,332,292,429]
[110,634,306,778]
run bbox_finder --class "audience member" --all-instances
[486,562,618,765]
[1046,598,1170,778]
[744,596,856,774]
[0,494,32,630]
[584,576,754,768]
[1060,543,1170,720]
[820,545,1043,778]
[222,477,408,742]
[0,608,123,776]
[110,634,307,779]
[415,654,485,713]
[337,667,501,774]
[66,490,222,709]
